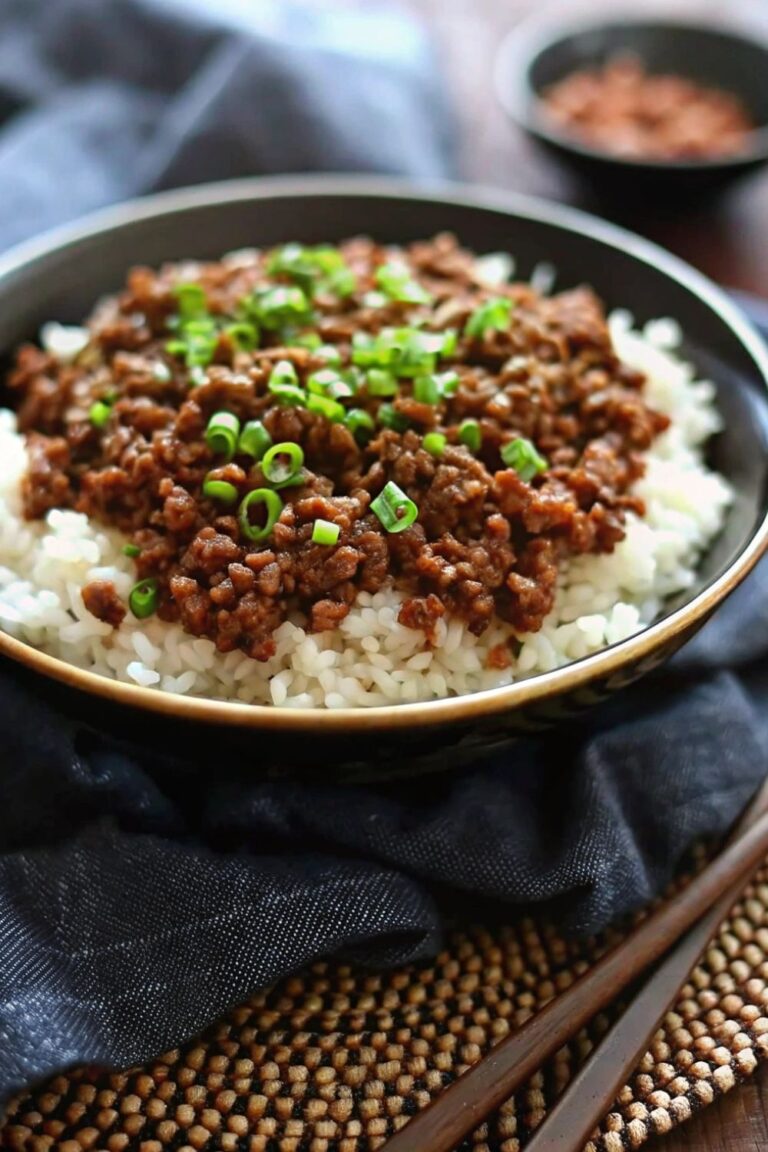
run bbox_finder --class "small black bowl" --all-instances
[494,16,768,197]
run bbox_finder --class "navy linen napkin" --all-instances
[0,0,766,1107]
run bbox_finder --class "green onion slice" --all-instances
[268,359,299,388]
[89,400,112,428]
[378,403,409,432]
[375,262,433,305]
[366,369,398,397]
[464,296,514,339]
[123,543,141,558]
[251,285,314,331]
[224,322,258,351]
[129,578,159,619]
[239,488,283,542]
[173,282,207,319]
[202,476,239,504]
[422,432,447,457]
[353,327,455,378]
[413,376,440,405]
[370,481,418,534]
[261,441,305,487]
[205,411,241,460]
[314,344,342,366]
[311,519,341,546]
[269,382,307,406]
[458,418,482,452]
[238,420,272,461]
[266,245,355,299]
[293,331,322,350]
[307,368,353,400]
[307,393,346,423]
[344,408,375,443]
[500,437,548,481]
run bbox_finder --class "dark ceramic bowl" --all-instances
[494,17,768,197]
[0,176,767,777]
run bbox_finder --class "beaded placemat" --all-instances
[4,861,768,1152]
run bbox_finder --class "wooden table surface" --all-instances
[393,0,768,1148]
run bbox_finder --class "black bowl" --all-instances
[0,176,767,777]
[494,16,768,197]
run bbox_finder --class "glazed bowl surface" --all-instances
[1,176,766,775]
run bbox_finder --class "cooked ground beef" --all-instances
[541,54,754,162]
[7,233,669,661]
[81,580,127,628]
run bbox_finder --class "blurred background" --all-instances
[1,0,767,295]
[382,0,768,295]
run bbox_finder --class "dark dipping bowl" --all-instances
[0,176,767,777]
[494,17,768,197]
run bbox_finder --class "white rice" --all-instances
[0,315,733,708]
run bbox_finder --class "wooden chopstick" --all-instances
[379,782,768,1152]
[522,776,768,1152]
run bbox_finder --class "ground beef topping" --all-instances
[7,233,670,660]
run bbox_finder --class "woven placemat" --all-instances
[3,859,768,1152]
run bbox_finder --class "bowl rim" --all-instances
[493,12,768,172]
[1,172,767,731]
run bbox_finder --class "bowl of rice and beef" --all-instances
[0,178,766,773]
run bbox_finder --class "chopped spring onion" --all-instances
[368,375,400,403]
[366,369,398,397]
[202,477,239,504]
[464,296,514,339]
[413,376,440,405]
[261,441,305,487]
[238,420,272,461]
[224,321,258,351]
[293,331,322,350]
[166,316,219,369]
[251,285,314,331]
[239,488,283,542]
[312,519,341,546]
[267,361,305,406]
[89,400,113,428]
[205,411,240,460]
[371,481,418,534]
[353,327,455,378]
[378,403,409,432]
[501,437,548,481]
[314,344,342,366]
[307,393,346,423]
[422,432,447,457]
[433,370,459,397]
[270,383,307,406]
[266,244,356,298]
[129,578,159,619]
[173,282,207,319]
[123,543,141,558]
[344,408,375,443]
[307,368,353,400]
[268,359,299,387]
[458,418,481,452]
[375,262,433,305]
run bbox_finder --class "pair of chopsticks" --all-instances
[380,777,768,1152]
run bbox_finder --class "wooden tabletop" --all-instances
[392,0,768,1147]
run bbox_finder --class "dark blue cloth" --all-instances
[0,0,766,1106]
